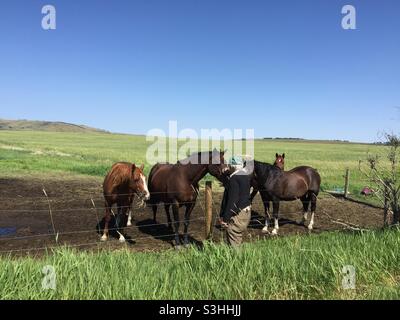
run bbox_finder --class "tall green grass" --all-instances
[1,229,399,300]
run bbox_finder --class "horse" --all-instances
[274,153,285,170]
[102,162,150,242]
[147,162,173,226]
[147,149,228,248]
[250,160,321,235]
[249,153,285,208]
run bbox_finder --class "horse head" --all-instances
[131,164,150,201]
[207,149,230,180]
[274,153,285,170]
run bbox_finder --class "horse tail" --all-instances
[307,168,321,196]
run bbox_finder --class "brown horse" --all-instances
[148,149,228,248]
[274,153,285,170]
[251,160,321,235]
[102,162,150,242]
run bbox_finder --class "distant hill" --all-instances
[0,119,109,133]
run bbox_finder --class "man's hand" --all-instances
[219,217,229,229]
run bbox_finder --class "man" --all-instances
[219,156,252,247]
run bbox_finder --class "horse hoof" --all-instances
[261,227,269,234]
[119,236,126,243]
[100,235,107,242]
[271,229,278,236]
[175,245,183,250]
[308,225,314,231]
[127,222,132,227]
[184,243,191,249]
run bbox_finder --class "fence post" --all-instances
[205,181,213,239]
[344,169,350,198]
[43,188,58,243]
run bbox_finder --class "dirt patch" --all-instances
[0,177,383,256]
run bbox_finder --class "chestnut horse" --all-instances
[250,159,321,235]
[102,162,150,242]
[148,150,228,248]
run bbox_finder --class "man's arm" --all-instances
[222,178,239,223]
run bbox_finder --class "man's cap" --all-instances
[229,155,244,166]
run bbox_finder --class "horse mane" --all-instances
[108,162,133,189]
[254,160,276,184]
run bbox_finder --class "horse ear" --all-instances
[276,153,279,158]
[140,164,144,171]
[282,153,285,159]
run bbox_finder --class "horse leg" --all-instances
[308,192,317,231]
[171,202,181,249]
[260,192,271,233]
[115,205,127,243]
[300,194,310,225]
[271,199,280,235]
[101,201,112,241]
[127,210,132,226]
[183,202,196,247]
[164,204,172,230]
[152,205,157,222]
[127,195,133,227]
[250,187,258,203]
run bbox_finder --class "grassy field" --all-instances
[0,229,399,299]
[0,130,386,200]
[2,130,398,300]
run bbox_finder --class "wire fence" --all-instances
[0,187,213,200]
[0,178,383,254]
[0,187,217,254]
[0,183,268,253]
[0,232,195,254]
[0,216,207,242]
[0,201,200,213]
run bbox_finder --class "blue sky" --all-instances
[0,0,399,142]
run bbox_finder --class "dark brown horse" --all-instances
[250,153,285,207]
[102,162,150,242]
[250,160,321,235]
[274,153,285,170]
[148,150,228,248]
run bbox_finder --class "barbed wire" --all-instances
[0,199,206,213]
[0,230,215,254]
[0,186,216,200]
[0,216,206,242]
[0,180,385,254]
